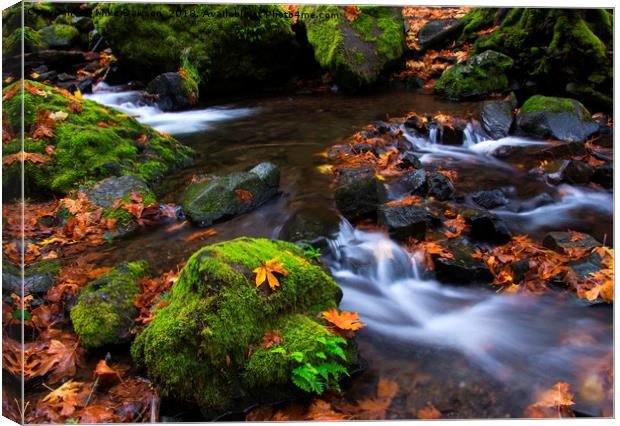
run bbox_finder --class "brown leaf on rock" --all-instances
[417,403,442,419]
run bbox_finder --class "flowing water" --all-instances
[86,86,613,419]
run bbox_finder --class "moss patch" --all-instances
[520,95,581,115]
[1,80,193,196]
[71,261,148,349]
[131,237,352,409]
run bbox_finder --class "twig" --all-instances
[85,352,111,407]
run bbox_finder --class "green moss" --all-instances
[93,4,298,89]
[459,8,498,38]
[131,237,347,409]
[1,80,193,196]
[71,261,148,349]
[299,5,404,90]
[520,95,580,114]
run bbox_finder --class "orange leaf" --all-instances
[184,228,218,242]
[253,257,288,290]
[417,403,442,419]
[344,6,362,22]
[235,189,253,204]
[322,308,367,332]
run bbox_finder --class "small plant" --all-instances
[299,242,322,260]
[271,335,349,394]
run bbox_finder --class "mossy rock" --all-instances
[131,237,354,411]
[92,4,299,91]
[460,8,612,111]
[70,261,148,349]
[434,50,513,99]
[2,258,61,295]
[182,162,280,226]
[145,71,198,112]
[299,5,405,90]
[1,80,193,197]
[516,95,599,142]
[37,24,79,48]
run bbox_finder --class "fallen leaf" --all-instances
[322,308,367,332]
[253,257,289,290]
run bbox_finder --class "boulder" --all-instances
[131,238,355,412]
[377,204,436,241]
[480,99,514,139]
[334,168,387,221]
[433,240,493,284]
[399,169,428,195]
[591,164,613,189]
[2,80,193,197]
[542,231,600,255]
[471,189,508,209]
[397,152,422,169]
[434,50,513,99]
[299,6,405,90]
[2,258,61,296]
[463,209,512,244]
[70,261,148,348]
[516,95,599,142]
[37,24,79,48]
[428,172,455,200]
[145,72,198,112]
[417,19,463,50]
[279,206,342,247]
[182,162,280,226]
[560,160,594,184]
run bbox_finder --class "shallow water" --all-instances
[86,87,613,419]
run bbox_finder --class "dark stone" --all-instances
[399,169,428,195]
[334,169,387,222]
[464,209,512,244]
[516,95,599,143]
[538,141,587,159]
[472,189,508,209]
[440,117,468,145]
[57,72,76,82]
[560,160,594,184]
[405,75,426,89]
[591,164,613,189]
[377,204,435,241]
[543,231,600,254]
[327,145,352,160]
[398,152,422,169]
[433,241,493,284]
[404,115,427,133]
[2,259,61,295]
[279,207,341,247]
[83,175,153,209]
[349,143,378,156]
[433,55,457,65]
[36,70,58,82]
[182,162,280,226]
[71,16,94,32]
[428,172,454,200]
[565,252,603,280]
[77,77,95,94]
[417,19,463,50]
[145,72,194,112]
[480,99,514,139]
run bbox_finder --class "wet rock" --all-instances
[538,141,587,160]
[56,72,76,82]
[440,117,468,145]
[83,175,154,209]
[434,50,513,99]
[592,164,613,189]
[38,24,80,48]
[565,252,604,281]
[428,172,455,200]
[516,95,599,142]
[334,169,387,221]
[404,115,428,134]
[349,143,378,156]
[131,237,353,411]
[463,209,512,244]
[2,258,61,295]
[279,207,341,248]
[398,152,422,169]
[417,19,463,50]
[560,160,594,184]
[471,189,508,209]
[405,75,426,89]
[433,241,493,284]
[182,162,280,226]
[543,231,600,254]
[517,193,555,211]
[377,204,436,241]
[480,99,514,139]
[145,72,198,112]
[327,145,352,160]
[70,261,148,348]
[76,76,95,94]
[398,169,428,196]
[70,16,94,33]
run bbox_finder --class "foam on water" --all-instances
[85,83,255,135]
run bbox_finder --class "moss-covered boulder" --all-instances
[2,80,193,197]
[516,95,599,142]
[37,24,80,48]
[182,162,280,226]
[70,261,148,349]
[434,50,513,99]
[460,8,613,112]
[131,238,355,412]
[299,5,405,90]
[92,3,300,91]
[145,71,198,112]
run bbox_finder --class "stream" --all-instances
[86,85,613,419]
